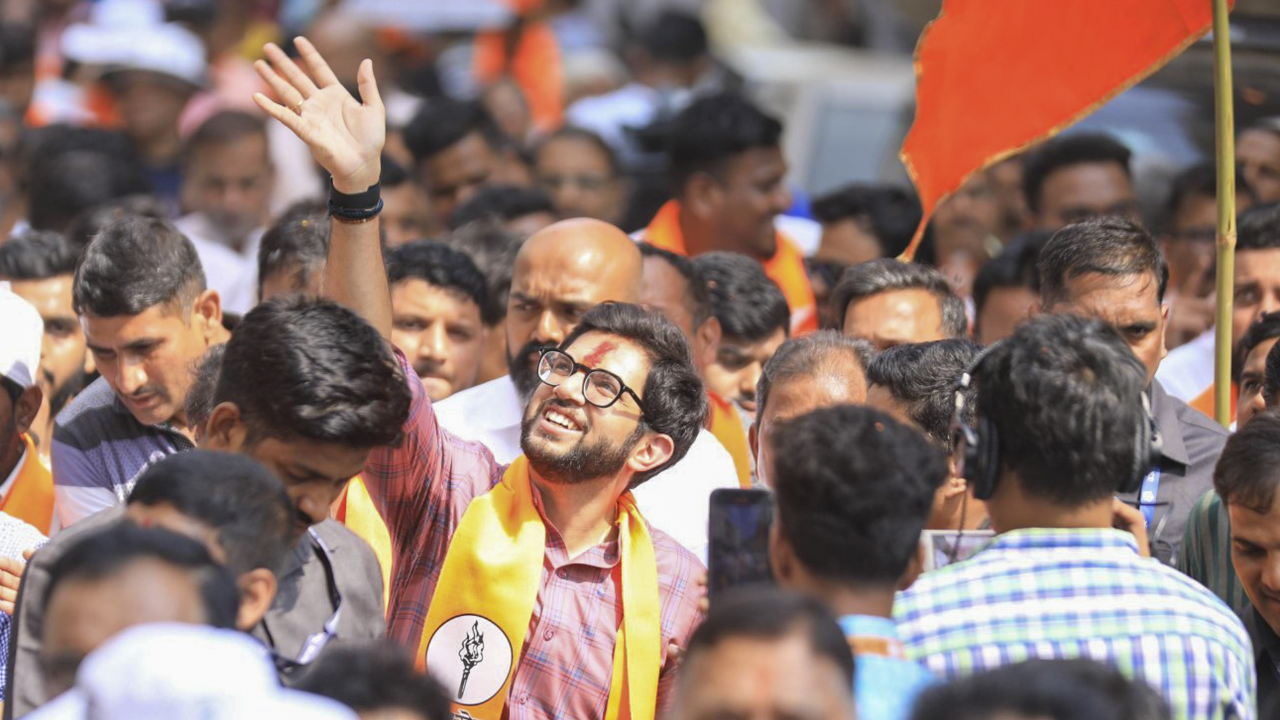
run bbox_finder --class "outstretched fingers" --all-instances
[294,36,342,90]
[356,58,383,111]
[253,58,304,109]
[262,42,319,99]
[252,91,305,135]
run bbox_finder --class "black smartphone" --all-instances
[707,488,774,600]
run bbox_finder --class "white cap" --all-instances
[26,624,358,720]
[62,0,207,88]
[0,289,43,390]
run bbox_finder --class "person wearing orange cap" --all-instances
[0,290,55,535]
[640,92,818,335]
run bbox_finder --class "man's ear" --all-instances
[768,516,794,584]
[627,432,676,479]
[897,540,927,592]
[685,172,721,222]
[694,316,722,371]
[14,386,42,435]
[192,290,224,342]
[1158,301,1170,363]
[235,568,278,632]
[203,402,247,452]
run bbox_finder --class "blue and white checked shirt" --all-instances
[895,528,1255,720]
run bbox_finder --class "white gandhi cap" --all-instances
[0,286,43,390]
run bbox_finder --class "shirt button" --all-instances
[518,693,529,704]
[556,569,567,579]
[543,629,554,641]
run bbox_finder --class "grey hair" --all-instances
[831,259,967,337]
[756,331,875,427]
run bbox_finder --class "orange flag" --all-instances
[899,0,1232,260]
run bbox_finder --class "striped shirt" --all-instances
[1179,490,1254,626]
[362,354,705,720]
[895,528,1256,720]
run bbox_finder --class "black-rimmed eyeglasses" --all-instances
[537,348,647,416]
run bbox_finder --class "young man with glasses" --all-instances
[253,38,709,719]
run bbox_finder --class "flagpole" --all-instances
[1211,0,1236,427]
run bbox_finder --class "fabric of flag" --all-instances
[899,0,1232,259]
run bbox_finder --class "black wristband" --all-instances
[328,178,380,210]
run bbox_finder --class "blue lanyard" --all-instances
[1139,468,1161,528]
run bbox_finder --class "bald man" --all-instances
[436,219,739,560]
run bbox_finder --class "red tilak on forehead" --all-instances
[582,341,617,367]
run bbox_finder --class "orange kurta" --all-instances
[644,200,818,335]
[707,392,752,489]
[3,434,54,535]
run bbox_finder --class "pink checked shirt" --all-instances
[362,357,705,719]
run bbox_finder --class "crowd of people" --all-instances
[1,0,1280,719]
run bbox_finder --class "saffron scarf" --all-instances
[416,455,661,719]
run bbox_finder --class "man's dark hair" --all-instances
[0,230,79,279]
[127,450,294,577]
[831,258,967,336]
[184,344,225,430]
[296,644,450,720]
[638,242,711,327]
[43,522,240,630]
[560,302,707,487]
[1022,133,1132,214]
[214,296,411,448]
[1237,311,1280,384]
[442,219,523,326]
[1037,217,1169,307]
[1264,338,1280,410]
[1162,162,1256,231]
[183,110,267,166]
[380,153,411,188]
[403,99,503,164]
[73,216,206,317]
[974,314,1147,506]
[385,240,488,319]
[810,184,922,259]
[665,92,783,192]
[867,339,982,451]
[447,184,556,232]
[973,232,1050,326]
[684,585,854,690]
[755,331,873,427]
[693,251,790,341]
[534,126,620,178]
[256,205,329,298]
[910,659,1170,720]
[0,23,36,72]
[63,194,170,250]
[27,150,151,234]
[639,10,708,64]
[773,404,948,585]
[1214,408,1280,515]
[1237,203,1280,252]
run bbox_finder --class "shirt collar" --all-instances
[838,614,899,641]
[529,478,622,570]
[984,527,1142,556]
[1148,381,1190,467]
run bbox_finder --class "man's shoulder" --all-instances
[29,507,125,569]
[675,429,738,477]
[52,378,122,442]
[1167,391,1230,460]
[310,519,379,565]
[647,524,705,600]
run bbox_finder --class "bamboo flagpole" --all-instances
[1211,0,1236,427]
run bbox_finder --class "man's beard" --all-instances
[508,339,545,399]
[520,398,644,485]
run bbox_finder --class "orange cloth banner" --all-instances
[899,0,1231,260]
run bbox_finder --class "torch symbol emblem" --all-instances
[457,621,485,699]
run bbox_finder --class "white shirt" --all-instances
[1156,328,1216,404]
[175,213,264,315]
[436,375,739,562]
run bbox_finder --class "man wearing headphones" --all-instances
[894,314,1254,720]
[1036,217,1228,564]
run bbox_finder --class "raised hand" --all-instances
[253,37,385,194]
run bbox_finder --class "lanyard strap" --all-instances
[1139,468,1161,529]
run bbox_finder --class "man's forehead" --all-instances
[1058,272,1160,314]
[565,333,647,377]
[82,306,186,345]
[1237,249,1280,282]
[1244,337,1280,369]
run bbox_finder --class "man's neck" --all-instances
[798,578,897,620]
[675,203,759,260]
[530,472,623,557]
[0,436,25,486]
[988,480,1114,534]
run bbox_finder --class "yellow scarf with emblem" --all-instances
[415,455,661,720]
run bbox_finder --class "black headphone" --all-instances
[951,343,1163,501]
